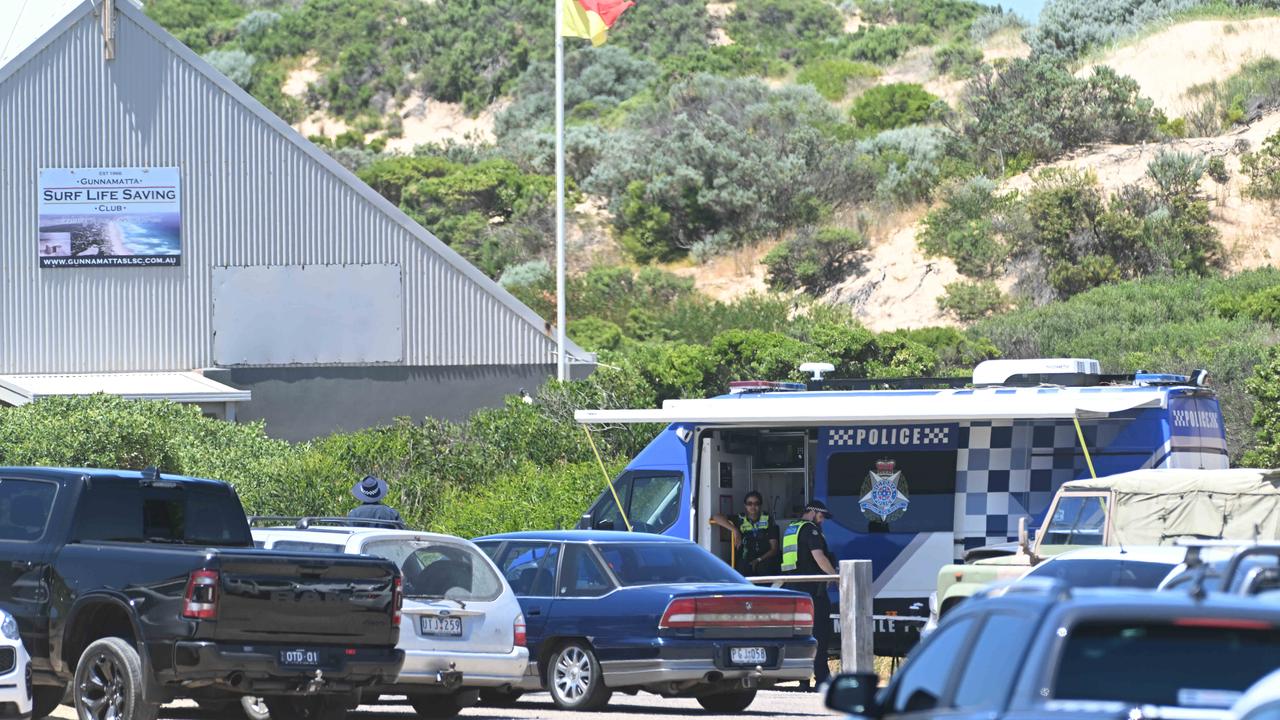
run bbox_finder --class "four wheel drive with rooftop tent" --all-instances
[931,468,1280,626]
[0,467,405,720]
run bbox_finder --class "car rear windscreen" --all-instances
[1055,620,1280,708]
[596,543,742,586]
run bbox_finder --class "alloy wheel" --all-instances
[79,652,125,720]
[554,646,593,702]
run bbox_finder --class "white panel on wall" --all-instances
[213,264,402,366]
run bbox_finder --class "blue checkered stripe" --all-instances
[952,420,1120,561]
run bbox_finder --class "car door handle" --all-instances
[527,608,542,616]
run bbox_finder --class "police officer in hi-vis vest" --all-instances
[782,500,838,691]
[710,491,780,576]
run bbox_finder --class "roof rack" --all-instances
[809,371,1202,392]
[807,376,971,391]
[247,515,407,530]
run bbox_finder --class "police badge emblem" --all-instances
[859,460,910,523]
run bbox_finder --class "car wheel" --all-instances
[262,697,346,720]
[73,637,160,720]
[478,689,523,707]
[31,685,65,719]
[547,641,612,711]
[242,696,272,720]
[696,689,757,713]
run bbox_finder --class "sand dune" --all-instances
[1085,16,1280,116]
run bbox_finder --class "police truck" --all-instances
[574,358,1228,655]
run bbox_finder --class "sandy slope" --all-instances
[821,211,963,331]
[1084,16,1280,116]
[1005,110,1280,270]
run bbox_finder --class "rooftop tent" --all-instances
[574,387,1172,426]
[1061,468,1280,545]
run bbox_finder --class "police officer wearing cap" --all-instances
[710,491,780,576]
[782,500,838,690]
[347,475,405,528]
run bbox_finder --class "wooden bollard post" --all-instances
[839,559,873,674]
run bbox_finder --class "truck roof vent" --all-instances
[973,358,1101,388]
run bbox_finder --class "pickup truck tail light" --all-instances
[392,576,403,627]
[513,614,527,647]
[182,570,219,620]
[659,596,814,634]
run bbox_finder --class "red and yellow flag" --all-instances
[562,0,635,46]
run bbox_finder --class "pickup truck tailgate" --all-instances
[213,552,399,645]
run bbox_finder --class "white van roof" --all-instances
[575,386,1172,426]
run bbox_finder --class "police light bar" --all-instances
[728,380,807,394]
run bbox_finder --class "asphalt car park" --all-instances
[49,689,833,720]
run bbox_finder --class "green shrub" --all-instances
[855,126,952,205]
[937,280,1009,322]
[1145,150,1207,202]
[1185,57,1280,136]
[727,0,844,50]
[587,75,858,261]
[849,83,942,135]
[569,317,625,352]
[1016,161,1221,298]
[1244,344,1280,467]
[1207,155,1230,184]
[934,43,984,79]
[958,57,1160,172]
[796,59,880,102]
[1241,285,1280,325]
[203,49,255,87]
[891,326,1001,372]
[919,176,1015,278]
[1241,130,1280,200]
[1029,0,1204,59]
[358,156,558,278]
[834,24,937,65]
[430,460,628,538]
[764,226,868,294]
[859,0,988,31]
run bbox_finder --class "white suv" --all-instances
[0,609,32,718]
[247,519,529,718]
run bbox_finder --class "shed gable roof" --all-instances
[0,0,590,370]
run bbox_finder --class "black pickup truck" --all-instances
[0,467,404,720]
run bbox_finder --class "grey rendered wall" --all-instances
[220,365,592,442]
[0,4,566,374]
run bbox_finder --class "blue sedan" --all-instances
[473,531,817,712]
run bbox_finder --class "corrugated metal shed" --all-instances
[0,0,589,373]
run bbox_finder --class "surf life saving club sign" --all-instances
[38,167,181,268]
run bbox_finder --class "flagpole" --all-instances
[554,0,568,382]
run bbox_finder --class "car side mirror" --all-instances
[825,673,880,717]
